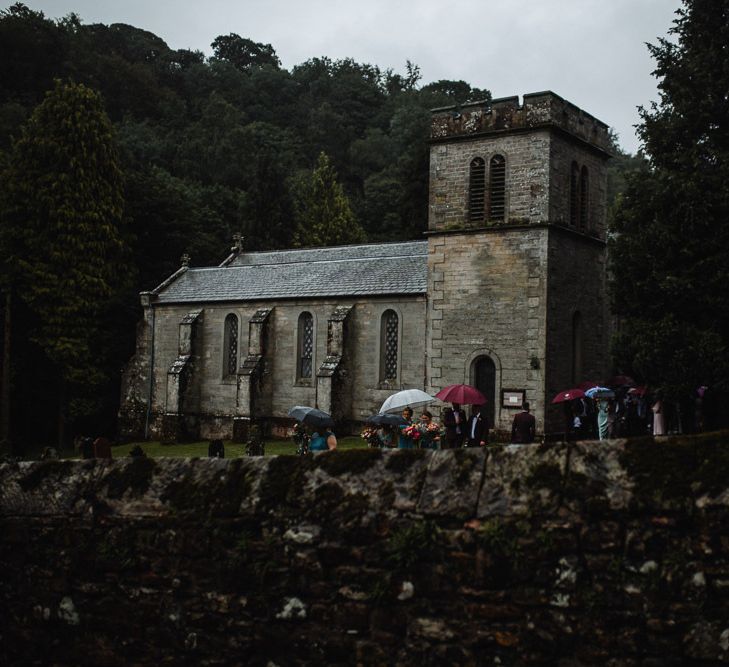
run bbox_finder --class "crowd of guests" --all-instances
[361,402,536,450]
[563,384,720,440]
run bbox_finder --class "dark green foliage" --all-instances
[1,80,128,428]
[610,0,729,403]
[386,520,441,570]
[293,152,366,247]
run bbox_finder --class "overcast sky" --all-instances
[21,0,681,154]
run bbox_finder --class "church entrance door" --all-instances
[471,356,496,427]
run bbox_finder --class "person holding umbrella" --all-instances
[443,402,467,449]
[398,407,415,449]
[310,427,337,451]
[288,406,337,452]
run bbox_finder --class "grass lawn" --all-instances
[110,435,365,458]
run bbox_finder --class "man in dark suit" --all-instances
[443,403,467,448]
[466,405,489,447]
[511,402,536,443]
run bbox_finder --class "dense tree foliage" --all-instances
[610,0,729,412]
[0,80,128,446]
[294,152,365,247]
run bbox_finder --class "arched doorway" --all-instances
[471,356,496,426]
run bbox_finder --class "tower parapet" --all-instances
[430,91,611,154]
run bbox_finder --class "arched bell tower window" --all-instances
[580,166,589,230]
[488,154,506,221]
[380,309,399,383]
[468,157,486,223]
[297,312,314,381]
[223,313,239,377]
[569,161,580,227]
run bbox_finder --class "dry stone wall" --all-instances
[2,432,729,666]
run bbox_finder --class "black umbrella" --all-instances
[287,406,334,429]
[365,413,408,426]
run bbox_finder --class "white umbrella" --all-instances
[380,389,435,414]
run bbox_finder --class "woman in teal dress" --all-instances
[418,411,442,450]
[310,428,337,452]
[398,407,415,449]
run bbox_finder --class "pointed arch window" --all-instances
[580,166,589,230]
[380,310,399,383]
[468,157,486,223]
[223,314,239,377]
[488,154,506,221]
[569,161,580,227]
[297,312,314,381]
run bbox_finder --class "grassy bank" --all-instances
[109,436,364,458]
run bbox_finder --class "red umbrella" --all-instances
[435,384,487,405]
[577,380,601,391]
[628,385,647,396]
[551,389,586,404]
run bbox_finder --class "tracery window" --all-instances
[380,310,399,383]
[488,154,506,221]
[297,312,314,381]
[223,313,239,377]
[468,157,486,223]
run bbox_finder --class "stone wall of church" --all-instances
[426,227,548,434]
[143,296,427,440]
[545,229,610,432]
[428,130,552,230]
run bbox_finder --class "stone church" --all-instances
[119,91,611,441]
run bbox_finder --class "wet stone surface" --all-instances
[1,435,729,665]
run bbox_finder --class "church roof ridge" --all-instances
[228,239,427,268]
[153,246,427,304]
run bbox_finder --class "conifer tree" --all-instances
[293,151,366,247]
[610,0,729,409]
[0,80,126,443]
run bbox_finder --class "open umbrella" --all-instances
[366,413,408,426]
[287,406,334,429]
[380,389,435,414]
[551,389,586,404]
[435,384,486,405]
[585,386,615,399]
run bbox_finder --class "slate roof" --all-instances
[153,241,428,304]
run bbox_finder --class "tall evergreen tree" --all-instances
[0,80,127,444]
[293,152,366,247]
[610,0,729,410]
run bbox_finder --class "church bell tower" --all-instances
[425,92,612,434]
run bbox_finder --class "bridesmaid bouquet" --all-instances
[292,422,310,455]
[361,427,381,448]
[403,424,421,441]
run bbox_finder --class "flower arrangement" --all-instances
[361,426,381,448]
[425,422,441,435]
[403,424,421,441]
[292,422,310,455]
